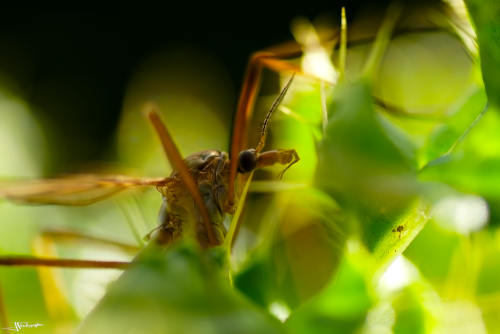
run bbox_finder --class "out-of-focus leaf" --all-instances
[392,287,427,334]
[376,113,418,170]
[374,31,475,117]
[315,80,424,264]
[422,88,487,165]
[285,246,374,334]
[234,188,345,309]
[465,0,500,108]
[419,106,500,199]
[404,223,499,332]
[474,230,500,333]
[316,80,417,212]
[78,242,284,334]
[404,221,460,287]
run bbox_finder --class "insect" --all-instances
[0,44,308,266]
[0,38,321,332]
[392,225,405,239]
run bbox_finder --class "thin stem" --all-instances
[363,3,402,80]
[339,6,347,81]
[224,172,254,252]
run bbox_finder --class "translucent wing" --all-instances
[0,175,167,206]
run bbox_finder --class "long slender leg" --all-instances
[0,231,131,320]
[39,229,140,254]
[0,257,128,268]
[256,149,300,179]
[146,107,217,246]
[228,44,307,207]
[228,18,450,205]
[0,229,133,269]
[226,37,344,207]
[35,233,128,319]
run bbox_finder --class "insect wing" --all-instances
[0,175,167,206]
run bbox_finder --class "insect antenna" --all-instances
[255,74,295,153]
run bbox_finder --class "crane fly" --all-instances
[0,75,298,259]
[0,45,311,330]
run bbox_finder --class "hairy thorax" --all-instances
[154,150,231,247]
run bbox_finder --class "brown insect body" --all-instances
[152,145,299,247]
[0,61,300,277]
[154,150,231,247]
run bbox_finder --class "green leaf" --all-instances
[404,221,461,287]
[422,88,487,165]
[285,248,374,334]
[419,106,500,199]
[234,188,345,309]
[371,200,429,269]
[465,0,500,108]
[392,287,427,334]
[316,81,417,213]
[475,230,500,333]
[78,242,285,334]
[315,80,425,264]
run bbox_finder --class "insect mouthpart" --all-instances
[237,149,257,173]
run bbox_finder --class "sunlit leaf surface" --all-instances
[465,0,500,108]
[78,242,285,334]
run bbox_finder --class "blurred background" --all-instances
[0,3,424,175]
[0,6,335,175]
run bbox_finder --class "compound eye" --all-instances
[237,149,257,173]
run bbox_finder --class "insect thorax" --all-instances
[154,150,231,247]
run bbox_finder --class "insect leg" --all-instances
[0,231,131,320]
[37,229,137,316]
[229,46,310,207]
[35,233,128,319]
[38,229,140,254]
[0,257,128,269]
[256,149,300,179]
[0,255,127,320]
[145,107,218,247]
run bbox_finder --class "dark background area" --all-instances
[0,5,392,174]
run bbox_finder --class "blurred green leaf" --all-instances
[419,106,500,199]
[235,188,345,310]
[316,81,417,211]
[404,221,460,287]
[315,80,425,265]
[465,0,500,108]
[78,242,284,334]
[422,88,487,165]
[285,247,374,334]
[392,287,426,334]
[471,230,500,333]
